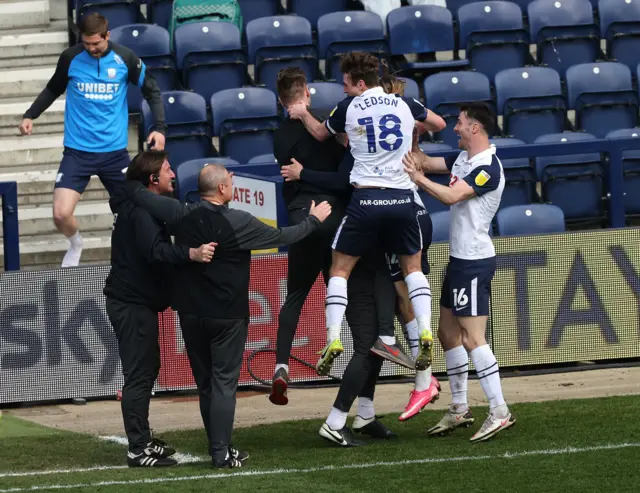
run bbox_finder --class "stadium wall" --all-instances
[1,227,638,405]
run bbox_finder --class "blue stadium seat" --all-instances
[458,2,530,84]
[430,210,451,242]
[399,77,420,101]
[317,11,388,80]
[423,71,494,146]
[146,0,173,29]
[307,82,345,120]
[237,0,280,29]
[174,22,248,103]
[110,24,177,113]
[495,67,566,144]
[77,0,140,30]
[599,0,640,74]
[386,6,469,74]
[177,157,241,202]
[528,0,600,79]
[211,88,280,163]
[534,132,604,220]
[496,204,566,236]
[490,138,537,208]
[566,62,639,138]
[142,91,215,169]
[247,16,317,93]
[248,153,277,164]
[606,127,640,216]
[445,0,484,20]
[288,0,349,30]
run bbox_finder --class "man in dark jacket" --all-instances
[104,151,215,468]
[126,163,332,468]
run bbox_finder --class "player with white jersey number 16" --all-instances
[287,52,446,384]
[402,102,515,443]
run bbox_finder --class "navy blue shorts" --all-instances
[56,147,129,195]
[440,256,496,317]
[332,188,423,258]
[386,207,432,282]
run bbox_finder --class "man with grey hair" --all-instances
[125,163,332,468]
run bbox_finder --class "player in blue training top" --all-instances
[19,13,167,268]
[288,52,446,387]
[403,102,515,443]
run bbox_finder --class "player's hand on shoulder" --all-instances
[403,152,422,182]
[280,158,303,181]
[19,118,33,136]
[147,131,165,151]
[287,101,307,120]
[309,200,332,223]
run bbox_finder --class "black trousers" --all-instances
[106,297,161,453]
[333,255,396,412]
[276,201,344,365]
[179,313,249,462]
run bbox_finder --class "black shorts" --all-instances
[385,207,432,282]
[440,256,496,317]
[332,188,423,257]
[56,147,129,195]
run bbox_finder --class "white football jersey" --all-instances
[325,87,428,189]
[446,146,505,260]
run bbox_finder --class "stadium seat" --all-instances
[430,210,451,243]
[110,25,177,113]
[176,157,241,202]
[146,0,173,29]
[599,0,640,74]
[528,0,600,78]
[423,71,494,147]
[495,67,567,144]
[490,138,537,208]
[210,88,280,164]
[174,22,248,103]
[445,0,484,20]
[458,1,530,84]
[142,91,215,169]
[77,0,140,30]
[534,132,604,220]
[399,77,420,101]
[237,0,281,29]
[606,127,640,216]
[247,16,317,93]
[287,0,349,30]
[566,62,639,138]
[496,204,566,236]
[386,6,469,74]
[248,153,277,164]
[307,82,345,120]
[317,11,388,80]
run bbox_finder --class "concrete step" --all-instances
[0,233,112,271]
[0,66,54,98]
[0,31,67,61]
[0,0,50,31]
[0,169,110,206]
[0,54,59,70]
[0,99,65,136]
[1,129,141,167]
[0,200,114,238]
[0,20,68,36]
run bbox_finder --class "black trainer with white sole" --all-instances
[352,416,398,439]
[127,448,177,468]
[213,455,243,469]
[319,423,366,447]
[147,438,176,458]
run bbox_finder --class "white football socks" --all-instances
[356,397,375,420]
[404,272,431,330]
[445,346,469,410]
[405,318,420,359]
[470,344,507,415]
[61,231,83,268]
[325,407,348,431]
[325,277,348,342]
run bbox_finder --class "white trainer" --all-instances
[470,412,516,443]
[427,407,475,436]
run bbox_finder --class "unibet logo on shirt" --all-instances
[475,170,491,187]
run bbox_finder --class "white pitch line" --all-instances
[99,436,207,465]
[0,442,638,492]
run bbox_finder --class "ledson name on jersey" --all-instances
[352,95,400,111]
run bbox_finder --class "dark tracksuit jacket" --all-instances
[103,183,191,452]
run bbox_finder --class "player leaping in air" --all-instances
[288,52,446,381]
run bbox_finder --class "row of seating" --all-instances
[172,155,570,236]
[94,0,640,85]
